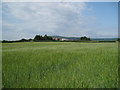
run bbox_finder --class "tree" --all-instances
[44,34,53,40]
[20,38,27,42]
[48,36,53,40]
[80,36,91,41]
[33,35,41,41]
[33,34,53,41]
[117,38,120,42]
[44,34,48,40]
[28,39,33,42]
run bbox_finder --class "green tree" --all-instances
[33,34,53,41]
[44,34,48,40]
[33,35,41,41]
[80,36,91,41]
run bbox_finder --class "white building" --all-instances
[61,38,69,41]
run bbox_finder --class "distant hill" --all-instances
[91,38,118,41]
[51,36,118,41]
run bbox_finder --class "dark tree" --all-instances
[48,36,53,40]
[33,35,41,41]
[80,36,91,41]
[20,38,27,42]
[44,34,48,40]
[33,34,53,41]
[28,39,33,41]
[117,38,120,42]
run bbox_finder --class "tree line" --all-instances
[2,35,55,43]
[3,34,116,43]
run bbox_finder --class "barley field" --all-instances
[2,42,118,88]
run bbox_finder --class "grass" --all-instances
[2,42,118,88]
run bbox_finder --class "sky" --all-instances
[2,2,118,40]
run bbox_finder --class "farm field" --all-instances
[2,42,118,88]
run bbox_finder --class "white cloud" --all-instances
[3,2,88,40]
[2,2,118,40]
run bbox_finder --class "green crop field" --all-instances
[2,42,118,88]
